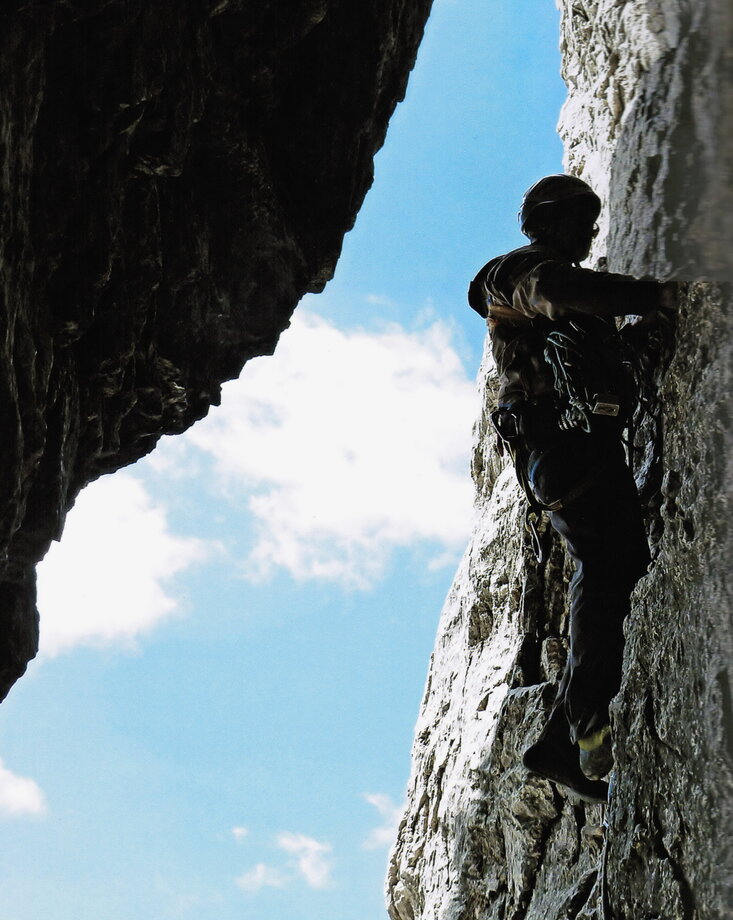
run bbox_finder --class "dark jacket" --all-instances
[468,243,662,408]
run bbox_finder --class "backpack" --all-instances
[536,315,637,433]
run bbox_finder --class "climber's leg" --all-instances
[517,408,650,785]
[548,443,650,746]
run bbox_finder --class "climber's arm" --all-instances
[512,261,666,320]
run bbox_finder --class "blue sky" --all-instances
[0,2,566,918]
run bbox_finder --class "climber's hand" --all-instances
[659,280,678,312]
[621,281,678,355]
[640,283,678,356]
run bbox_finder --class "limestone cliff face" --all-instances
[388,2,732,918]
[0,0,432,698]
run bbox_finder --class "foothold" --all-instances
[582,823,606,850]
[541,636,567,683]
[661,469,682,498]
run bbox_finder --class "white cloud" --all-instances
[36,472,208,656]
[235,863,288,893]
[0,760,46,817]
[180,311,476,587]
[276,831,333,890]
[362,792,405,850]
[365,293,397,308]
[231,826,249,842]
[234,830,334,894]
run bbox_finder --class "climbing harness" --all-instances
[490,405,610,564]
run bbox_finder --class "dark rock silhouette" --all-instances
[0,0,432,698]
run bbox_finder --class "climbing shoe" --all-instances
[578,725,613,781]
[523,732,609,805]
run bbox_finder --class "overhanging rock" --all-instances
[0,0,433,698]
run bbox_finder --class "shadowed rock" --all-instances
[0,0,433,697]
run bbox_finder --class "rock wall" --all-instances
[0,0,432,698]
[388,2,732,918]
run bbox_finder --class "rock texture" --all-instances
[388,2,732,918]
[0,0,432,698]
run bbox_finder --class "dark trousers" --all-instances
[520,405,651,742]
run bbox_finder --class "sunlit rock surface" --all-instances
[388,1,732,917]
[0,0,432,698]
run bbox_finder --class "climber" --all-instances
[468,174,675,803]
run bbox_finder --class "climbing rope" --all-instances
[599,772,614,920]
[544,326,596,432]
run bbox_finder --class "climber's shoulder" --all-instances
[469,244,550,317]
